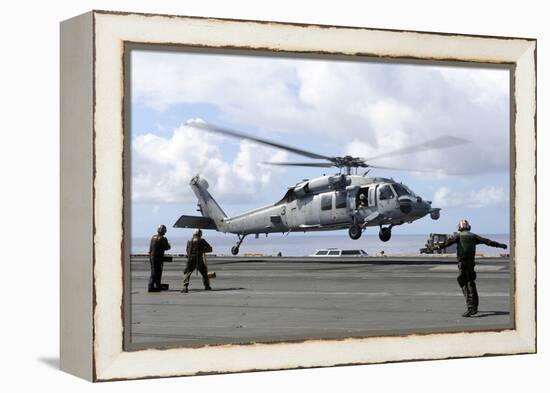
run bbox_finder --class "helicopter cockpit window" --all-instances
[392,183,411,197]
[335,192,347,209]
[379,185,395,200]
[321,194,332,211]
[403,184,417,196]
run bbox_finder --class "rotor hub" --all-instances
[331,156,368,169]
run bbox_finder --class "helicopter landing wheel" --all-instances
[348,224,362,240]
[379,227,392,242]
[231,234,246,255]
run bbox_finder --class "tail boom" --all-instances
[190,175,228,230]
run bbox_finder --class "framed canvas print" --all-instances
[60,10,536,381]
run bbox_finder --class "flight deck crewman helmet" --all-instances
[193,228,203,237]
[157,224,167,235]
[458,219,471,232]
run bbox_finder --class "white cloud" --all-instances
[132,51,510,176]
[132,121,287,204]
[365,99,418,134]
[433,186,508,208]
[437,66,509,106]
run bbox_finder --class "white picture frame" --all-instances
[60,10,536,381]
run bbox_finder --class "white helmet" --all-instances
[458,219,471,231]
[193,228,202,237]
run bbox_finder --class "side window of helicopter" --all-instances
[379,185,395,200]
[321,194,333,211]
[335,192,347,209]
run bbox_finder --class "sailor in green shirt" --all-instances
[440,219,507,317]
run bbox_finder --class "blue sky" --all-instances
[130,49,510,238]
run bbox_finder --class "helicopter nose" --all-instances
[411,197,431,217]
[419,200,432,216]
[397,196,430,217]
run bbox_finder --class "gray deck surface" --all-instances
[128,255,512,348]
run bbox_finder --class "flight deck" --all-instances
[128,255,512,348]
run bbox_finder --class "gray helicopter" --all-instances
[174,122,468,255]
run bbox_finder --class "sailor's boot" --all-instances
[203,274,212,290]
[468,281,479,315]
[461,285,473,317]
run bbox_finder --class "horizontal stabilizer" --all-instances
[173,215,217,230]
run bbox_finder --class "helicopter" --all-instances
[173,122,469,255]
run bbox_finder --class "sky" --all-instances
[130,49,510,239]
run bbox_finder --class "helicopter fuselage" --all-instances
[175,121,455,254]
[212,174,439,236]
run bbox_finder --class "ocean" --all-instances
[131,233,510,257]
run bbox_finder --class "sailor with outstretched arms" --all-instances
[439,219,507,317]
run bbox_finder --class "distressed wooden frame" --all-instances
[60,10,536,382]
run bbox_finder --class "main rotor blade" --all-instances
[367,164,435,173]
[365,135,470,162]
[261,161,334,168]
[189,121,332,160]
[367,163,467,175]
